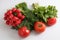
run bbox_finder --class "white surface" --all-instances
[0,0,60,40]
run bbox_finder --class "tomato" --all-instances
[47,17,56,26]
[18,26,30,38]
[34,22,46,33]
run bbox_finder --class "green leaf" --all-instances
[14,2,57,31]
[15,2,28,10]
[32,3,57,23]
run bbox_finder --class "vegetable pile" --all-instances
[4,2,57,38]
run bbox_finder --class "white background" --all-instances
[0,0,60,40]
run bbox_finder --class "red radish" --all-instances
[6,20,12,25]
[4,8,25,27]
[17,13,22,18]
[15,9,21,13]
[21,15,25,20]
[7,10,12,15]
[12,8,17,12]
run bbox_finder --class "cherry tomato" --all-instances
[18,26,30,38]
[47,17,56,26]
[34,22,46,33]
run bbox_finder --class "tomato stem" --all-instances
[38,24,42,27]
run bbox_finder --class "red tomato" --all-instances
[18,26,30,38]
[47,18,56,26]
[34,22,46,33]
